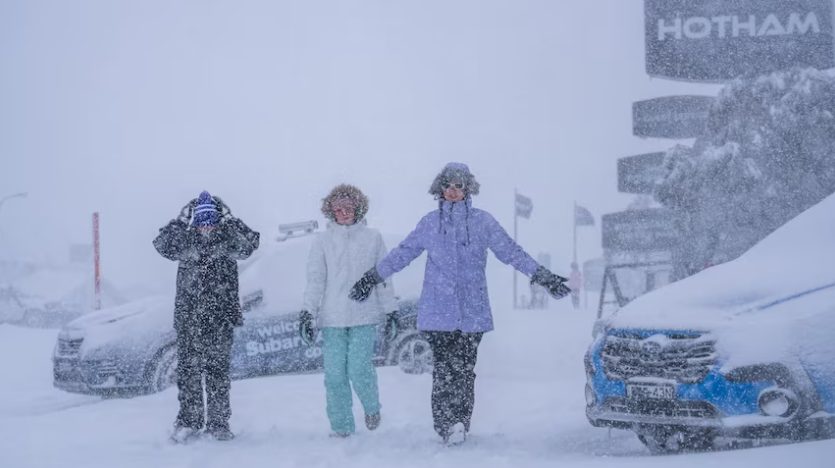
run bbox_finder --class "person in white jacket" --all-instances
[299,184,398,437]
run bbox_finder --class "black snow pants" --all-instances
[425,330,484,436]
[175,321,234,431]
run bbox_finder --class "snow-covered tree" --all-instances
[656,67,835,278]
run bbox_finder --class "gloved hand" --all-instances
[299,310,315,345]
[222,216,251,236]
[531,266,571,299]
[384,311,399,342]
[230,312,244,327]
[212,195,233,220]
[176,199,197,224]
[349,268,383,302]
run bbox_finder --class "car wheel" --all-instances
[395,334,433,375]
[149,346,177,393]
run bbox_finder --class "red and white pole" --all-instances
[93,212,101,310]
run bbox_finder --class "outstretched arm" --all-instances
[376,215,430,279]
[486,215,569,299]
[485,214,539,276]
[350,216,429,303]
[374,233,398,313]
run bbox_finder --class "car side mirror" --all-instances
[242,289,264,312]
[592,319,607,339]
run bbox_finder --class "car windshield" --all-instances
[597,261,673,319]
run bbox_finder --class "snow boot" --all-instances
[207,426,235,441]
[442,422,467,446]
[365,412,381,431]
[170,426,200,444]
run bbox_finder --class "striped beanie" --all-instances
[192,191,220,227]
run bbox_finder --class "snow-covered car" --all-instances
[53,229,432,396]
[585,194,835,453]
[1,265,126,328]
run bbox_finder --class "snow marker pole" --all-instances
[93,212,101,310]
[573,200,578,265]
[513,188,518,309]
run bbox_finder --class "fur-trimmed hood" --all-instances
[321,184,369,223]
[429,162,480,199]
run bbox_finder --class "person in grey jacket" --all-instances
[299,184,398,437]
[350,163,569,444]
[153,191,259,443]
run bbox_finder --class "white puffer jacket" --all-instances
[302,221,397,327]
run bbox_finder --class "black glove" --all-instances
[531,266,571,300]
[176,199,197,224]
[230,312,244,328]
[349,268,383,302]
[384,311,399,342]
[212,195,233,220]
[299,310,315,345]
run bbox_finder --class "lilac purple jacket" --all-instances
[376,199,539,333]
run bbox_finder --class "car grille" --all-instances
[602,331,717,383]
[92,360,119,376]
[57,337,83,357]
[54,358,82,383]
[604,397,718,419]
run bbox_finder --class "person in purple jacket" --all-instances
[349,162,570,445]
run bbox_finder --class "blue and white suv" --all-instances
[585,195,835,453]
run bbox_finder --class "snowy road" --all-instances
[1,299,832,468]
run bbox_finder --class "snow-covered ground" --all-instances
[1,295,832,468]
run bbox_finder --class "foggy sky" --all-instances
[0,1,718,295]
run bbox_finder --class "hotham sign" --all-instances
[617,152,667,194]
[602,209,680,252]
[645,0,835,81]
[633,95,715,139]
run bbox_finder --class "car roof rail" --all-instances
[276,220,319,242]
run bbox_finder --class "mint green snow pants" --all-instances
[322,325,381,434]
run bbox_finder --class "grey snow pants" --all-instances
[174,322,234,431]
[426,330,484,436]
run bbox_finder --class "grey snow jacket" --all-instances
[153,217,260,331]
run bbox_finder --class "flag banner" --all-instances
[515,193,533,219]
[575,204,594,226]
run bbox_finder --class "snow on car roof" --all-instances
[9,266,125,310]
[609,192,835,330]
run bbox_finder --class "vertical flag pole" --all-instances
[513,188,518,309]
[93,212,101,310]
[573,200,578,264]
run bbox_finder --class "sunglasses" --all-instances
[444,182,465,190]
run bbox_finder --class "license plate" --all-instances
[627,383,675,400]
[54,360,80,377]
[56,361,75,373]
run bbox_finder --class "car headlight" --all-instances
[585,384,596,407]
[758,387,798,418]
[584,351,595,377]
